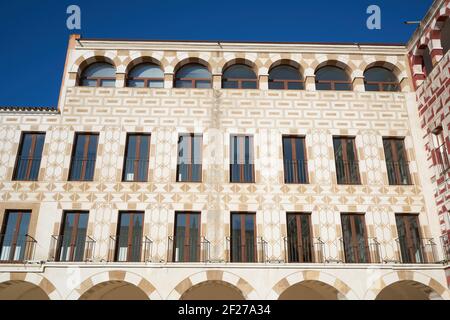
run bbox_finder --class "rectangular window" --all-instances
[69,133,99,181]
[122,134,151,182]
[115,212,144,262]
[333,137,361,185]
[176,134,202,182]
[282,136,308,184]
[383,138,411,185]
[341,213,370,263]
[230,212,256,262]
[56,211,89,262]
[0,211,31,262]
[286,213,313,263]
[173,212,201,262]
[230,135,254,183]
[13,132,45,181]
[432,127,450,174]
[395,214,424,263]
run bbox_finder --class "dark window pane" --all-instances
[364,83,379,91]
[335,83,352,91]
[223,65,256,79]
[148,80,164,88]
[58,212,88,262]
[288,82,304,90]
[241,81,257,89]
[383,138,411,185]
[177,134,202,182]
[333,137,360,184]
[230,135,254,183]
[175,80,193,88]
[315,82,332,90]
[316,66,349,81]
[341,214,369,263]
[286,213,313,263]
[116,212,144,262]
[395,215,424,263]
[222,80,238,89]
[231,213,256,262]
[13,133,45,181]
[173,212,200,262]
[268,82,285,90]
[123,134,150,182]
[0,211,31,262]
[283,136,308,184]
[195,80,212,89]
[269,65,302,81]
[69,133,99,181]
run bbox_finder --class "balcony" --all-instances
[283,236,324,263]
[335,160,360,185]
[122,158,150,182]
[48,235,95,262]
[225,236,269,263]
[386,161,411,185]
[166,236,211,263]
[108,235,153,262]
[395,237,439,264]
[0,234,36,263]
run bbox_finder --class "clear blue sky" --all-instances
[0,0,432,107]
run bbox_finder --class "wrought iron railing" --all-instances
[395,237,438,264]
[13,157,42,180]
[283,160,309,184]
[386,161,411,185]
[48,235,95,262]
[108,235,152,262]
[122,158,150,182]
[167,235,210,263]
[0,234,37,263]
[335,160,360,184]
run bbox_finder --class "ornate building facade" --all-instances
[0,0,449,300]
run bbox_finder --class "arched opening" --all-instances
[79,280,149,300]
[79,62,116,87]
[441,17,450,55]
[376,280,443,300]
[222,64,258,89]
[278,280,344,300]
[126,63,164,88]
[180,281,245,300]
[315,65,352,91]
[364,67,399,92]
[0,280,49,300]
[269,65,304,90]
[174,63,212,88]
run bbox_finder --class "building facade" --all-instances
[0,1,449,300]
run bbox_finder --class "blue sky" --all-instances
[0,0,432,107]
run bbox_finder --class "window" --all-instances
[432,127,449,174]
[383,138,411,185]
[127,63,164,88]
[422,47,434,76]
[282,136,308,184]
[13,132,45,181]
[341,213,369,263]
[122,134,151,182]
[269,65,304,90]
[315,65,352,91]
[442,18,450,56]
[115,212,144,262]
[230,135,254,183]
[177,134,202,182]
[0,211,31,262]
[333,137,361,184]
[174,64,211,88]
[173,212,200,262]
[364,67,399,92]
[56,211,88,262]
[230,212,256,263]
[286,213,313,263]
[69,133,99,181]
[395,214,424,263]
[222,64,257,89]
[79,62,116,87]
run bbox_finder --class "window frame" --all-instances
[56,211,89,262]
[126,63,164,88]
[282,135,309,184]
[173,211,201,262]
[268,65,304,90]
[176,133,203,183]
[0,210,32,263]
[364,67,400,92]
[222,64,258,89]
[432,127,450,174]
[395,214,424,263]
[122,133,151,182]
[68,133,99,182]
[340,213,370,263]
[115,211,144,262]
[383,137,412,185]
[12,132,45,181]
[229,134,255,183]
[230,212,257,263]
[79,63,116,87]
[333,136,361,185]
[286,212,313,263]
[174,63,212,89]
[315,66,352,91]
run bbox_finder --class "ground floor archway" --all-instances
[0,280,49,300]
[375,280,443,300]
[79,280,149,300]
[181,280,245,300]
[278,280,344,300]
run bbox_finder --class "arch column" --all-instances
[259,74,269,90]
[352,77,365,92]
[116,73,126,88]
[304,75,316,91]
[212,74,222,89]
[165,73,174,89]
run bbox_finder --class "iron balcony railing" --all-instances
[225,236,268,263]
[395,237,438,264]
[335,160,361,184]
[176,163,202,182]
[108,235,152,262]
[339,237,382,264]
[440,234,449,263]
[230,164,255,183]
[386,161,411,185]
[0,234,37,263]
[13,157,42,181]
[283,236,325,263]
[167,236,211,263]
[283,160,309,184]
[69,158,96,181]
[48,235,95,262]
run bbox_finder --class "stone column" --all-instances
[212,74,222,89]
[352,77,365,92]
[259,74,269,90]
[116,73,125,88]
[164,73,174,89]
[304,76,316,91]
